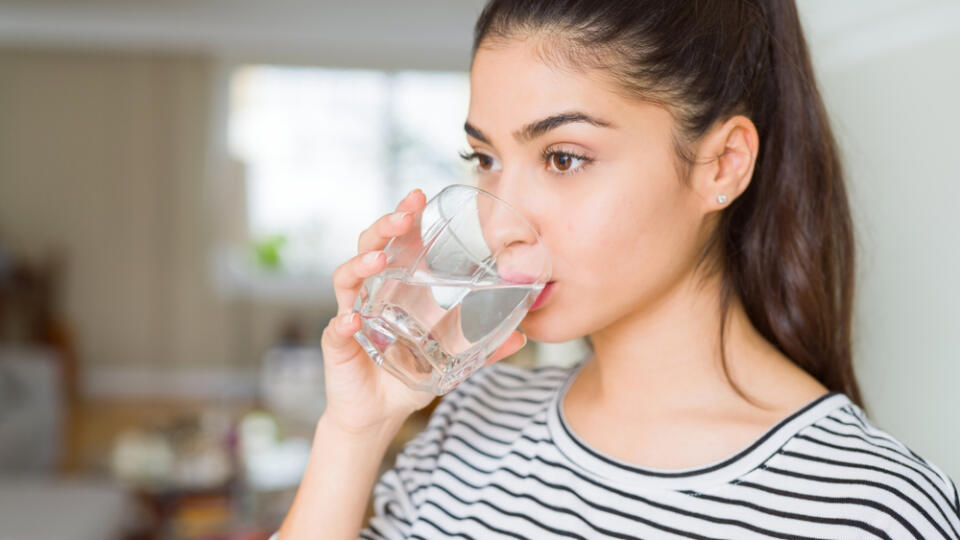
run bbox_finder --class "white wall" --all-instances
[0,49,233,373]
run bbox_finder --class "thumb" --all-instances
[321,311,365,366]
[485,331,528,366]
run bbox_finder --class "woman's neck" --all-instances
[566,269,828,470]
[581,266,826,423]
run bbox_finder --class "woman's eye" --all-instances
[546,151,588,174]
[477,154,495,171]
[458,150,501,173]
[550,153,573,172]
[459,149,589,175]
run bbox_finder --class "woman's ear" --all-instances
[690,115,759,212]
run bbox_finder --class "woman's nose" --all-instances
[475,186,545,281]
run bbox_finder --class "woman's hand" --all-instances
[319,188,528,436]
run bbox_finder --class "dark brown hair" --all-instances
[473,0,863,407]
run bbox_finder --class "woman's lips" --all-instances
[499,271,539,284]
[497,272,555,311]
[530,281,556,311]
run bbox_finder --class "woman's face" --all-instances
[466,38,714,343]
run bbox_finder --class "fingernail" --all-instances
[389,211,408,223]
[519,333,528,347]
[363,251,381,264]
[341,312,354,326]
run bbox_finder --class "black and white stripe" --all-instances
[350,360,959,539]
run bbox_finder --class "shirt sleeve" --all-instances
[357,387,462,539]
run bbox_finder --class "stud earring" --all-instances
[717,194,728,204]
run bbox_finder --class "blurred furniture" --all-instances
[0,345,63,470]
[0,345,140,540]
[0,249,80,472]
[0,475,139,540]
[0,251,78,401]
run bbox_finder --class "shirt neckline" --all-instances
[546,359,853,491]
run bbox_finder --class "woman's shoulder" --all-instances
[775,398,960,531]
[394,360,575,475]
[804,400,956,490]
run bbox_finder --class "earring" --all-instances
[717,194,728,204]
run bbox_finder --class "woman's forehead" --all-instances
[468,43,628,129]
[467,42,673,147]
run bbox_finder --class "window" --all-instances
[226,65,472,289]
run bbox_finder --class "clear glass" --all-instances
[352,184,551,395]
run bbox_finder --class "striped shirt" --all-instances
[354,359,960,539]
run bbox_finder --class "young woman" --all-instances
[274,1,960,538]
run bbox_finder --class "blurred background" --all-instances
[0,1,956,538]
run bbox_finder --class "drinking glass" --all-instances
[352,184,551,395]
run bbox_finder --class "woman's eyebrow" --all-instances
[464,111,614,145]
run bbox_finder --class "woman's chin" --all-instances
[519,309,575,344]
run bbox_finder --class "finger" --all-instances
[321,311,363,366]
[485,331,528,366]
[332,249,386,315]
[356,209,413,254]
[357,189,427,253]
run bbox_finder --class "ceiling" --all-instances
[0,0,489,70]
[0,0,957,71]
